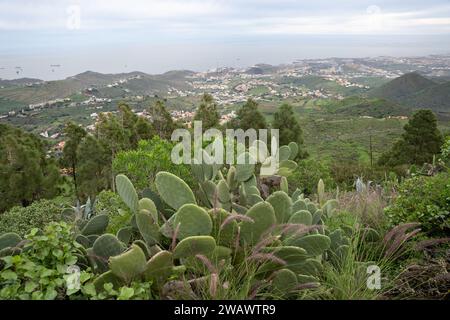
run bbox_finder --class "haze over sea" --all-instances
[1,0,450,80]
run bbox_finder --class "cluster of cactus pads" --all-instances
[0,140,366,298]
[65,141,353,298]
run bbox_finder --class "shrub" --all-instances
[288,159,334,195]
[94,190,132,234]
[112,137,194,192]
[0,222,84,300]
[384,173,450,235]
[0,199,63,236]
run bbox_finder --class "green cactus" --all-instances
[288,142,299,160]
[209,209,238,247]
[138,198,158,224]
[136,212,160,246]
[226,166,237,190]
[109,244,147,283]
[272,268,298,294]
[116,227,133,244]
[133,240,152,259]
[266,191,292,224]
[312,209,323,225]
[81,214,109,236]
[155,172,196,210]
[240,202,276,245]
[143,250,174,283]
[92,234,125,260]
[258,246,308,274]
[306,203,317,215]
[322,199,339,218]
[0,247,22,258]
[235,152,256,182]
[173,204,212,240]
[0,232,22,250]
[292,199,308,212]
[217,180,231,204]
[279,160,297,171]
[173,236,216,259]
[288,210,313,226]
[291,189,303,202]
[317,179,325,206]
[280,176,289,194]
[75,234,91,248]
[296,274,320,284]
[93,270,124,291]
[116,174,139,213]
[296,258,323,277]
[278,145,291,161]
[201,180,218,207]
[286,234,331,256]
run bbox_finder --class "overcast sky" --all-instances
[1,0,450,79]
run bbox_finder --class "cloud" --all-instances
[0,0,449,35]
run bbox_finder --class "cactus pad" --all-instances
[155,172,196,210]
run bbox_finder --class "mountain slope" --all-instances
[368,72,437,102]
[0,70,192,105]
[406,81,450,112]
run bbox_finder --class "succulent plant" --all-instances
[116,174,139,213]
[240,202,276,245]
[266,191,292,224]
[173,236,216,259]
[155,172,197,210]
[81,214,109,236]
[109,244,147,283]
[173,204,213,240]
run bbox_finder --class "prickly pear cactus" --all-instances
[81,214,109,236]
[240,202,276,245]
[173,204,212,239]
[155,172,196,210]
[173,236,216,259]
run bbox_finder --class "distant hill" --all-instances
[0,78,43,88]
[330,97,410,118]
[368,72,450,113]
[0,70,193,106]
[405,81,450,112]
[368,72,437,102]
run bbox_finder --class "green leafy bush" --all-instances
[0,199,63,236]
[94,190,132,234]
[0,222,83,300]
[288,159,334,195]
[112,136,193,192]
[384,173,450,235]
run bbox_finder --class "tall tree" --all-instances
[62,122,86,199]
[229,98,267,131]
[76,135,111,199]
[378,109,444,166]
[194,93,220,130]
[148,100,176,139]
[0,124,59,212]
[272,103,308,159]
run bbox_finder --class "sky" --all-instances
[1,0,450,80]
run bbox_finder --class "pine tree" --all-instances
[76,135,111,199]
[62,122,86,199]
[229,98,267,131]
[378,109,444,166]
[148,100,176,139]
[194,93,220,130]
[272,103,308,159]
[0,124,59,212]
